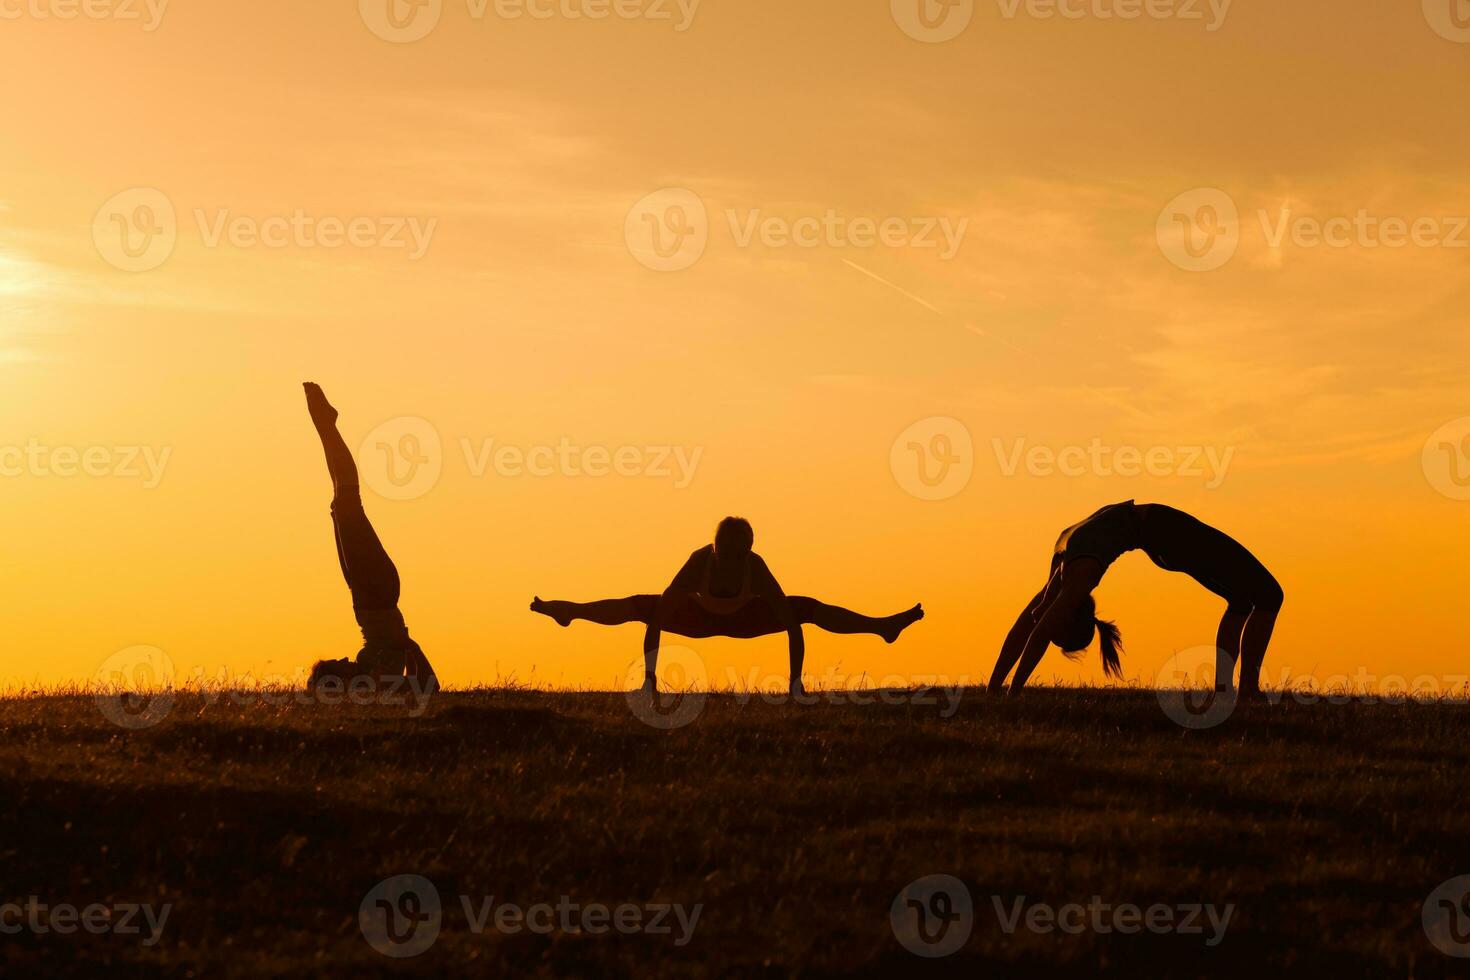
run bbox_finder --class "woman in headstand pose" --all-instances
[303,382,437,694]
[988,500,1282,696]
[531,517,924,695]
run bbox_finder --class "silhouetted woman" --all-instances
[988,501,1282,695]
[532,517,924,694]
[304,383,437,694]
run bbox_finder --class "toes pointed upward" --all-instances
[303,382,338,425]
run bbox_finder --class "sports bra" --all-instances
[1053,500,1143,573]
[693,550,754,615]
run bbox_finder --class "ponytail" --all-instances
[1095,617,1124,679]
[1056,598,1125,680]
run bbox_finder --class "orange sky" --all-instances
[1,1,1468,693]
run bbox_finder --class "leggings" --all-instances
[613,594,822,639]
[1138,504,1283,613]
[331,487,401,613]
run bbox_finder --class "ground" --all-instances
[1,684,1468,977]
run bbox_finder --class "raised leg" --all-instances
[305,383,401,612]
[531,595,657,627]
[305,382,356,493]
[530,594,927,645]
[792,597,924,644]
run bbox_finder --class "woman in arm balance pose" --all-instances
[532,517,924,695]
[303,383,437,695]
[988,501,1282,696]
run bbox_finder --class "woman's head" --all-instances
[308,657,358,690]
[1055,596,1124,679]
[713,516,754,558]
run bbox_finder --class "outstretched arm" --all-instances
[643,549,705,692]
[1008,560,1102,692]
[989,574,1059,693]
[750,555,805,694]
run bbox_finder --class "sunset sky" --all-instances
[1,0,1467,693]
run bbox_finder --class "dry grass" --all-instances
[1,684,1468,977]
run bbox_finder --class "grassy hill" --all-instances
[2,685,1468,977]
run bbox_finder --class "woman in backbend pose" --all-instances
[303,382,437,694]
[988,501,1282,696]
[531,517,925,695]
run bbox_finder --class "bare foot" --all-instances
[530,596,572,628]
[880,603,925,644]
[303,382,338,427]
